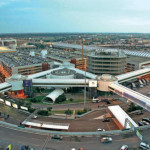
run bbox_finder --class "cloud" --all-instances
[0,0,29,8]
[125,0,150,11]
[16,7,34,11]
[0,2,8,7]
[115,17,150,26]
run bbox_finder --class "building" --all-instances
[0,38,17,49]
[0,51,50,82]
[0,47,16,53]
[126,57,150,72]
[70,58,87,71]
[87,49,126,75]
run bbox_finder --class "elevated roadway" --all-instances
[0,82,12,92]
[117,68,150,83]
[109,83,150,112]
[32,79,89,87]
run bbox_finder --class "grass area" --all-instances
[54,99,91,105]
[51,109,90,115]
[75,108,91,115]
[24,96,45,104]
[51,110,66,114]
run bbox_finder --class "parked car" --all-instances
[142,118,150,123]
[141,121,149,125]
[32,115,37,119]
[139,142,150,149]
[136,111,143,115]
[147,92,150,96]
[101,137,112,143]
[78,148,84,150]
[101,99,111,104]
[103,118,110,122]
[138,121,144,126]
[51,135,63,140]
[21,145,33,150]
[120,145,128,150]
[97,128,105,132]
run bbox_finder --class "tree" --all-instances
[69,98,73,102]
[16,101,25,109]
[55,94,66,103]
[47,107,52,111]
[37,110,49,116]
[65,109,72,115]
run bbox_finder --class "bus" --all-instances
[145,79,150,85]
[139,80,144,88]
[131,83,136,90]
[141,79,146,86]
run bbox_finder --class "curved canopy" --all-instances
[45,89,64,103]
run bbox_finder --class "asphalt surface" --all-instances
[0,86,149,149]
[0,126,150,150]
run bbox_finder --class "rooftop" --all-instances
[89,49,126,58]
[0,47,9,50]
[0,50,49,67]
[127,56,150,64]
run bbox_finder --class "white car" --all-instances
[120,145,128,150]
[101,137,112,143]
[142,121,149,125]
[97,128,105,132]
[32,115,37,119]
[140,142,150,150]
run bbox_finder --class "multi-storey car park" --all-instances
[87,49,126,75]
[0,50,51,82]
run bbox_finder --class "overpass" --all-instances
[0,82,11,92]
[117,68,150,83]
[109,83,150,112]
[32,79,89,87]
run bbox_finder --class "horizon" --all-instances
[0,32,150,34]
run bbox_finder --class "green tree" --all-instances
[37,110,49,116]
[47,107,52,111]
[65,109,72,115]
[55,94,66,103]
[69,98,73,102]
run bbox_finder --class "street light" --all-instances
[81,38,86,108]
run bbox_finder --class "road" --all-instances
[32,100,126,110]
[0,126,150,150]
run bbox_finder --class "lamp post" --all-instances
[82,38,86,108]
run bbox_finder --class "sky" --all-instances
[0,0,150,33]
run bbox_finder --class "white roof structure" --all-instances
[27,67,63,79]
[22,121,69,130]
[46,89,64,103]
[108,105,138,129]
[69,67,97,79]
[53,42,150,58]
[124,50,150,58]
